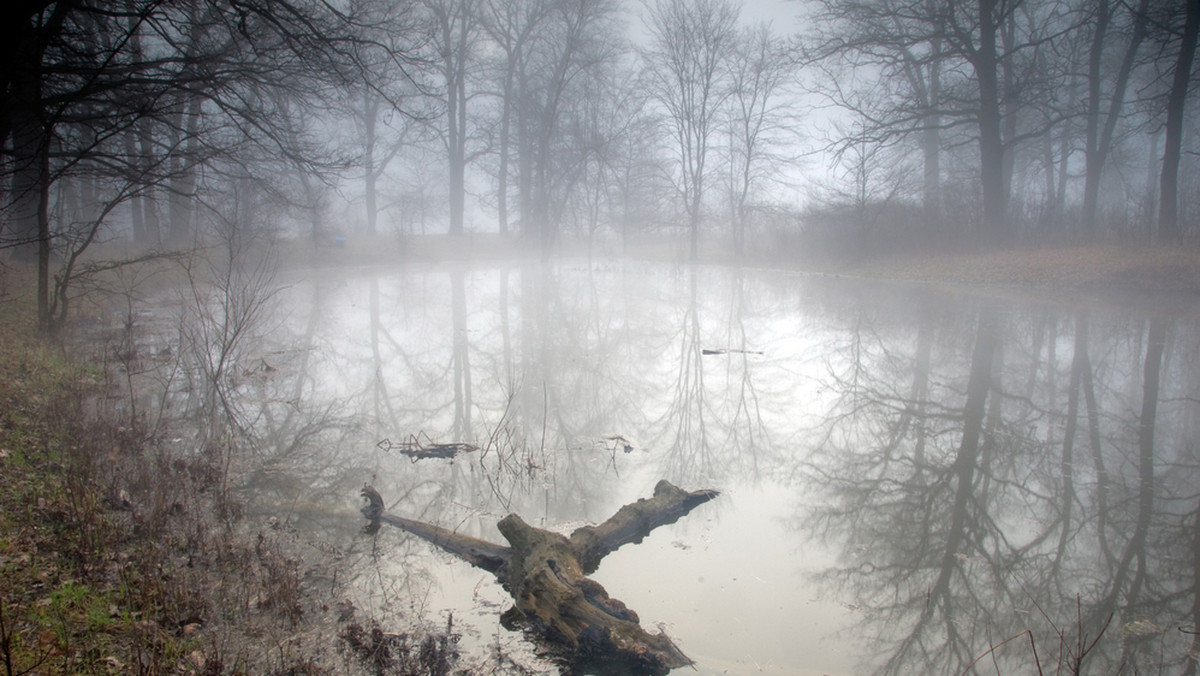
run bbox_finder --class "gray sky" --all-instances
[738,0,800,31]
[626,0,802,44]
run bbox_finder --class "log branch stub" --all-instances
[568,480,720,574]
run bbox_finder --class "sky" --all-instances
[625,0,803,44]
[739,0,801,30]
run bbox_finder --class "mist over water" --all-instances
[137,259,1199,674]
[8,0,1200,671]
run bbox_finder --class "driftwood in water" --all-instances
[360,481,719,675]
[701,347,763,356]
[376,435,479,461]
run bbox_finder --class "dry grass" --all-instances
[830,244,1200,297]
[0,288,309,674]
[275,232,538,269]
[0,262,461,676]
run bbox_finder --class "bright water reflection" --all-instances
[217,260,1199,675]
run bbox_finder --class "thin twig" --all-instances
[961,630,1042,676]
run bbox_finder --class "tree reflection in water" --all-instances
[116,261,1200,674]
[802,294,1197,674]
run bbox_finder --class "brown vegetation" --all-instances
[0,267,455,676]
[0,235,1193,675]
[815,244,1200,299]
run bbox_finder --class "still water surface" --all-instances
[184,259,1199,674]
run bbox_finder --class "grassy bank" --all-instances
[0,276,306,675]
[832,244,1200,296]
[0,268,460,676]
[275,233,1200,301]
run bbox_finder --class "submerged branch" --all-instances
[360,480,720,675]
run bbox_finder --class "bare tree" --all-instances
[605,87,670,250]
[423,0,481,237]
[343,0,431,236]
[563,61,651,251]
[480,0,553,236]
[516,0,623,257]
[1158,0,1199,241]
[642,0,739,260]
[723,23,798,257]
[806,0,1078,241]
[1081,0,1151,236]
[0,0,428,332]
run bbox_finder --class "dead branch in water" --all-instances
[360,480,719,675]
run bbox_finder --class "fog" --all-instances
[96,259,1200,674]
[4,0,1200,673]
[5,0,1197,280]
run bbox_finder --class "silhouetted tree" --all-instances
[422,0,480,237]
[642,0,739,260]
[806,0,1080,241]
[0,0,426,331]
[723,23,797,257]
[1081,0,1151,235]
[1158,0,1199,240]
[480,0,552,236]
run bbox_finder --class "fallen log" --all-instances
[360,480,719,675]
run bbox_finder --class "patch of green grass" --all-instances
[37,581,122,638]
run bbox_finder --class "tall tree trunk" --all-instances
[1053,108,1071,227]
[907,14,941,231]
[689,190,701,260]
[972,0,1008,241]
[1158,0,1199,241]
[1082,0,1149,236]
[444,4,472,238]
[124,129,147,243]
[516,69,535,240]
[1081,0,1112,229]
[137,118,161,246]
[35,134,51,331]
[921,105,941,230]
[1000,8,1018,214]
[364,96,379,235]
[497,60,514,236]
[9,112,46,261]
[4,2,72,262]
[168,95,203,245]
[447,74,466,236]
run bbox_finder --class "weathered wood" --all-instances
[397,442,478,461]
[360,486,510,572]
[376,434,479,461]
[360,481,719,675]
[496,512,694,674]
[701,347,763,356]
[568,480,721,574]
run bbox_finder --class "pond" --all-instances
[133,258,1200,674]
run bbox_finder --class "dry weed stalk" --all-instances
[961,596,1113,676]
